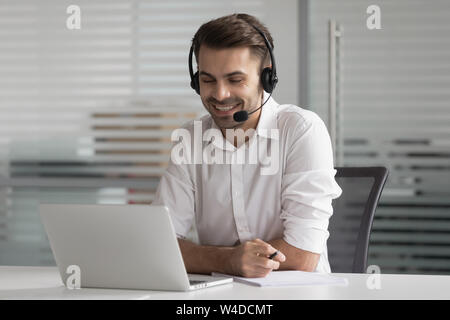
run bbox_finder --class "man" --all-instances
[153,13,342,278]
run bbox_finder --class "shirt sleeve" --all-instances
[280,112,342,254]
[152,148,196,240]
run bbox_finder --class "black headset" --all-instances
[188,23,278,95]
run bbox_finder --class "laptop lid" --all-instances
[39,204,191,291]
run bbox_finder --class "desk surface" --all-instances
[1,266,449,300]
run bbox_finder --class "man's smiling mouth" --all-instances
[212,103,241,114]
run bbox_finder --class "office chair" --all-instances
[327,166,389,273]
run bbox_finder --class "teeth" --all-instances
[214,104,237,111]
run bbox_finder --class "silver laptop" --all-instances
[39,204,232,291]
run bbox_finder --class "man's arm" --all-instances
[267,238,320,272]
[178,238,286,278]
[276,114,341,274]
[177,239,233,275]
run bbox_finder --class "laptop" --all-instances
[39,204,233,291]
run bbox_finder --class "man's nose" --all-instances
[212,81,231,102]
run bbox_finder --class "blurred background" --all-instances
[0,0,449,275]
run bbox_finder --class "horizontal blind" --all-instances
[0,0,269,266]
[309,0,450,274]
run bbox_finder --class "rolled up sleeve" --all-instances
[281,113,342,254]
[152,158,196,240]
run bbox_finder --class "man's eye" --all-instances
[201,79,215,83]
[230,79,242,83]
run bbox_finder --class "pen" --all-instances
[268,251,278,260]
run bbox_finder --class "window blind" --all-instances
[0,0,280,265]
[309,0,450,274]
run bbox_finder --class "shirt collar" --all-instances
[255,91,279,140]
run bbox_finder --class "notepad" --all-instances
[212,271,348,287]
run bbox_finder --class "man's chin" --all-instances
[211,115,233,128]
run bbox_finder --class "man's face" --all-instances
[197,45,263,130]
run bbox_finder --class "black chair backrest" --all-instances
[328,167,389,273]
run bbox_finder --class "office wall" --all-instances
[308,0,450,274]
[0,0,299,265]
[264,0,299,106]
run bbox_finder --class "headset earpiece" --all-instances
[261,67,278,93]
[188,44,200,95]
[190,71,200,94]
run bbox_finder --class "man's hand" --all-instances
[228,238,286,278]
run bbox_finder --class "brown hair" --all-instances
[191,13,274,69]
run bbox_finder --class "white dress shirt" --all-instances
[153,92,342,273]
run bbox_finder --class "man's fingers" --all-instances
[272,250,286,263]
[252,240,276,255]
[253,256,280,270]
[252,241,286,262]
[238,239,289,278]
[249,266,273,278]
[242,263,275,278]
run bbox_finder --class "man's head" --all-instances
[190,14,275,131]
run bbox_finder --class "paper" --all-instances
[212,271,348,287]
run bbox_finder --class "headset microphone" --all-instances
[233,110,250,122]
[233,92,272,122]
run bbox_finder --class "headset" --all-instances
[188,22,278,97]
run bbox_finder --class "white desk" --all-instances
[1,266,449,300]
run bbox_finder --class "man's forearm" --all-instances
[267,238,320,272]
[177,237,319,277]
[177,239,234,275]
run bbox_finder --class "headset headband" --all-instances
[189,20,278,94]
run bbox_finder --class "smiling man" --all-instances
[153,13,342,277]
[198,46,262,133]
